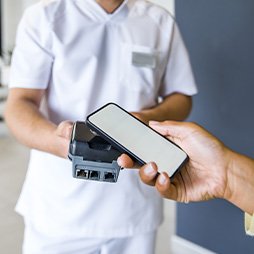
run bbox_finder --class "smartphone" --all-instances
[86,103,188,177]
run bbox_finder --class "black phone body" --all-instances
[86,103,188,177]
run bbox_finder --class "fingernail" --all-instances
[116,157,122,166]
[158,174,167,185]
[144,163,157,176]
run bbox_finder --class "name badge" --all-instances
[132,52,157,69]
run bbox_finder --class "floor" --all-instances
[0,118,176,254]
[0,123,28,253]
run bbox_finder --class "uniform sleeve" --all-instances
[245,213,254,236]
[9,5,53,89]
[159,22,198,97]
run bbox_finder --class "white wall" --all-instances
[2,0,22,52]
[2,0,37,52]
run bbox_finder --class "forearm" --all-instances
[141,93,192,122]
[4,96,68,158]
[226,150,254,215]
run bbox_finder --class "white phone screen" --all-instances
[87,103,187,176]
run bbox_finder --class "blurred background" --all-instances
[0,1,177,254]
[0,0,254,253]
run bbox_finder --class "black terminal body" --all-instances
[68,121,122,183]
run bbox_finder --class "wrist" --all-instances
[223,149,238,202]
[225,151,254,214]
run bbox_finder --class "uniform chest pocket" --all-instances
[119,43,160,93]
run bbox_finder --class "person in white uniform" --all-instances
[5,0,197,253]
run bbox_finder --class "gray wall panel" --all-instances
[175,1,254,253]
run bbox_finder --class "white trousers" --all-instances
[23,220,156,254]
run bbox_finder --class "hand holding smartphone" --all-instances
[86,103,188,177]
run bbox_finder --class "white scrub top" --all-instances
[10,0,197,238]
